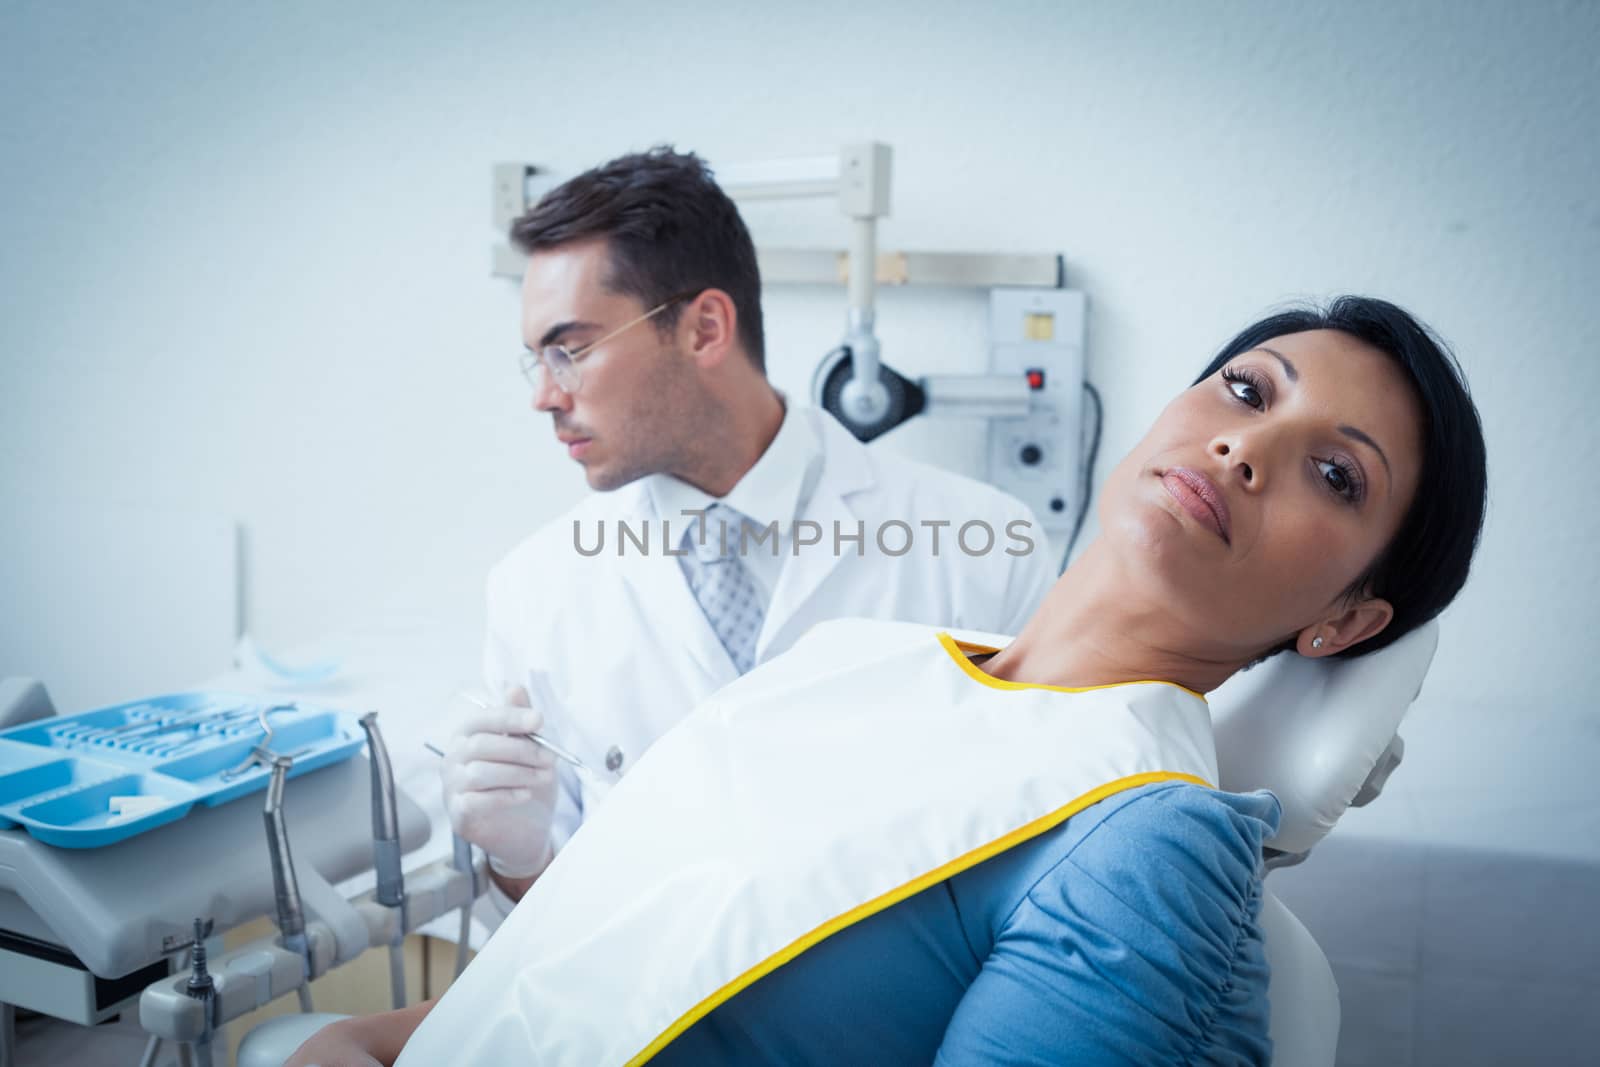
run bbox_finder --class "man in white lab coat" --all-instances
[442,147,1055,913]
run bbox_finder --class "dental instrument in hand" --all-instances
[424,693,615,787]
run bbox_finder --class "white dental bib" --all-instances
[397,619,1218,1066]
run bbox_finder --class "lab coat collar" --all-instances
[756,409,878,658]
[804,406,877,500]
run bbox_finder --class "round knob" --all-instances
[1019,444,1043,466]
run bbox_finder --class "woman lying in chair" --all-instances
[289,296,1487,1067]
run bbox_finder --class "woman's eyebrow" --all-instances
[1339,424,1393,485]
[1254,346,1299,382]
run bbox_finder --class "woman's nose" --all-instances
[1211,436,1256,486]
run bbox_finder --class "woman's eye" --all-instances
[1221,370,1264,409]
[1317,459,1360,501]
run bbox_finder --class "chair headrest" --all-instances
[1208,621,1439,854]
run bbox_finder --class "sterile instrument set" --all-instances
[0,692,484,1066]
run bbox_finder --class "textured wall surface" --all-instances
[4,1,1595,709]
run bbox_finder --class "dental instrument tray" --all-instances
[0,695,365,848]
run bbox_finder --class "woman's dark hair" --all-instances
[509,146,766,371]
[1194,296,1487,658]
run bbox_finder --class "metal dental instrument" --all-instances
[525,730,594,777]
[424,728,608,788]
[358,712,408,1010]
[424,726,612,799]
[219,705,299,780]
[159,713,292,759]
[104,703,221,736]
[108,702,281,743]
[457,691,610,783]
[263,755,316,1012]
[182,918,216,1067]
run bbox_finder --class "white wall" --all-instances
[4,0,1596,716]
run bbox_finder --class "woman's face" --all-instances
[1098,328,1424,660]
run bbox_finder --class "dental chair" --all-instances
[240,621,1439,1067]
[1209,619,1439,1067]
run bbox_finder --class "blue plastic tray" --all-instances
[0,694,365,848]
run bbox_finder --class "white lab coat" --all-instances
[481,407,1056,869]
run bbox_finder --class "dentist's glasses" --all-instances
[519,292,697,395]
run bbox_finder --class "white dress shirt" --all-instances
[644,400,823,604]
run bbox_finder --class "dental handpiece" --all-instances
[358,711,408,1010]
[263,756,315,1012]
[358,712,405,907]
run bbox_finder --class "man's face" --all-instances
[1096,328,1424,659]
[520,239,695,490]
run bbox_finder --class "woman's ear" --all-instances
[1298,597,1394,658]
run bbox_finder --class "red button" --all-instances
[1026,369,1045,390]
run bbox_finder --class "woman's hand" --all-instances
[284,999,438,1067]
[284,1018,383,1067]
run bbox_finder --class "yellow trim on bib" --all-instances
[937,631,1206,701]
[629,768,1214,1065]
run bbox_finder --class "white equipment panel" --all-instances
[987,290,1087,534]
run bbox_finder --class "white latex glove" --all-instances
[440,686,559,879]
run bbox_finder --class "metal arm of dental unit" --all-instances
[137,849,482,1046]
[488,146,1087,534]
[490,143,1065,445]
[138,711,482,1045]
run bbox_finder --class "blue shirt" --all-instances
[653,782,1281,1066]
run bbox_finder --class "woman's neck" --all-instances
[981,539,1240,695]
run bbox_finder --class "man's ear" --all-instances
[678,289,738,368]
[1297,597,1394,658]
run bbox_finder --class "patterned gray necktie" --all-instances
[678,503,765,674]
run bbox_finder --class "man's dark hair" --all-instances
[1194,296,1488,658]
[509,146,766,371]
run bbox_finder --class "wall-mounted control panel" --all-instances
[987,289,1087,536]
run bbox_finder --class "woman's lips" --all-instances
[1161,467,1231,544]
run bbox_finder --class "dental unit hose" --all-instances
[451,833,476,978]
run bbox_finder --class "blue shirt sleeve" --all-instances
[934,785,1281,1067]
